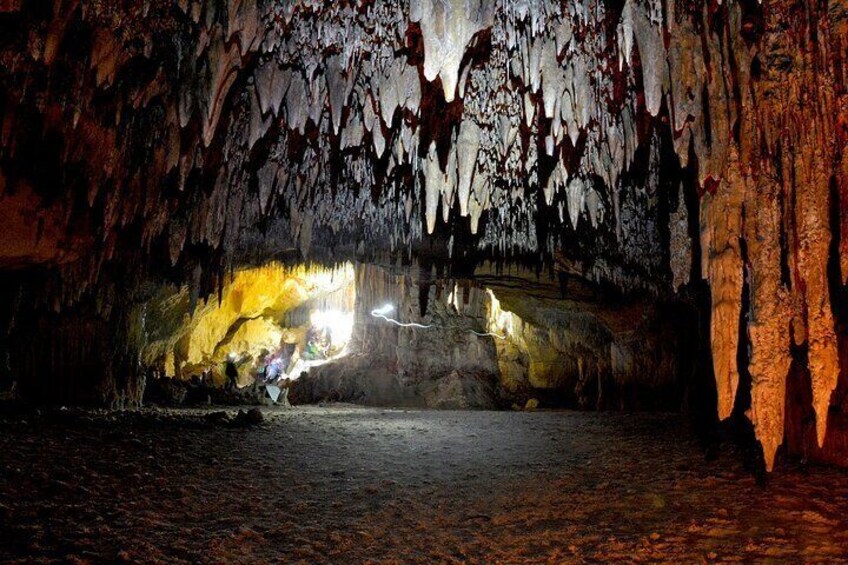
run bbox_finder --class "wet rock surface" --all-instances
[2,406,847,564]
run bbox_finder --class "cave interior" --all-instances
[2,0,848,561]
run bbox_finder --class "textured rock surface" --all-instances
[291,264,694,411]
[136,262,355,381]
[0,0,847,467]
[290,264,503,408]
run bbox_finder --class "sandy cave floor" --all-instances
[1,405,848,564]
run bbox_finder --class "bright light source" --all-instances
[227,352,237,361]
[370,303,432,329]
[369,297,505,339]
[277,309,355,383]
[371,303,394,316]
[309,309,354,348]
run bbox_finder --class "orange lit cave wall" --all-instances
[135,262,355,386]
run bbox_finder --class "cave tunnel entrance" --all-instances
[141,262,357,406]
[138,260,712,421]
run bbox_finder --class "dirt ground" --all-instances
[1,405,847,564]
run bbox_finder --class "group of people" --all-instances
[255,343,297,386]
[219,328,334,400]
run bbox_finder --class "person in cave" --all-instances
[254,349,271,384]
[265,356,281,383]
[274,343,297,381]
[224,360,239,391]
[304,326,331,360]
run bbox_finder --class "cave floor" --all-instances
[2,406,848,564]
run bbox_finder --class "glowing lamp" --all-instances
[371,304,394,316]
[309,309,355,347]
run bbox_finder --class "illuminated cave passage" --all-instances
[130,260,698,414]
[2,0,848,562]
[140,262,357,402]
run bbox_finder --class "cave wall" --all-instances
[0,1,847,468]
[486,277,696,411]
[134,261,355,383]
[291,263,695,411]
[292,263,503,408]
[3,271,143,407]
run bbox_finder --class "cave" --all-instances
[2,0,848,562]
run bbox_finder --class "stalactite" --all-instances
[456,120,481,217]
[839,148,848,285]
[744,172,793,471]
[700,152,744,422]
[668,183,690,292]
[791,124,840,448]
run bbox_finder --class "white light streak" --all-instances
[369,304,506,339]
[370,305,433,329]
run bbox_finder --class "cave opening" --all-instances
[137,262,357,406]
[131,258,708,416]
